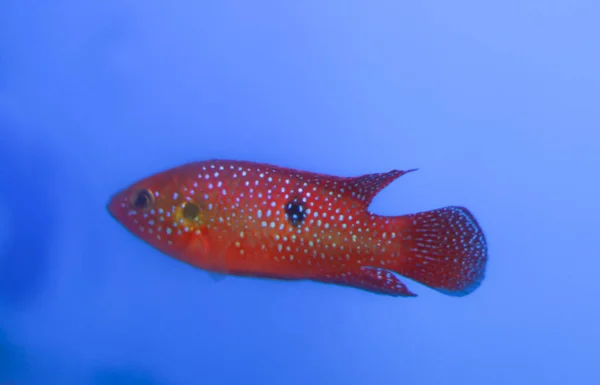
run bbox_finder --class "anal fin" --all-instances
[318,266,416,297]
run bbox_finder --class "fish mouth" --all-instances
[106,195,122,221]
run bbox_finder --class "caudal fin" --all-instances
[394,206,488,296]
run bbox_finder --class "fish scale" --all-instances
[108,159,488,297]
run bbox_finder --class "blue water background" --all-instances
[1,1,599,384]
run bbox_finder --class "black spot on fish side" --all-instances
[285,197,306,227]
[182,202,200,219]
[131,189,154,211]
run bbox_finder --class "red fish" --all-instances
[107,160,487,297]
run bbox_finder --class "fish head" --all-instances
[107,163,217,268]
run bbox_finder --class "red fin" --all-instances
[340,169,417,206]
[292,168,416,206]
[393,206,487,296]
[317,267,417,297]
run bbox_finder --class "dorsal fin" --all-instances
[338,169,417,206]
[291,167,417,206]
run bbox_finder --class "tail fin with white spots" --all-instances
[392,206,488,296]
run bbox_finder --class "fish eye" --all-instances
[131,188,154,211]
[285,198,306,227]
[182,202,201,220]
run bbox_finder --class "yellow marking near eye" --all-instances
[173,200,207,229]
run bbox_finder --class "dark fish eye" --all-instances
[182,202,201,220]
[131,188,154,211]
[285,198,306,227]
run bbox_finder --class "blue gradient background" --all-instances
[1,1,599,384]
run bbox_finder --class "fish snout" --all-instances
[106,193,125,222]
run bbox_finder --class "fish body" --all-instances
[107,160,487,297]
